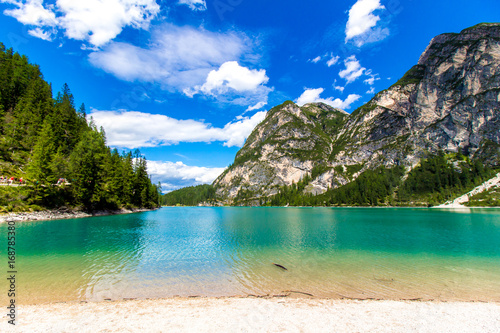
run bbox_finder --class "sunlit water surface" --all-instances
[1,207,500,304]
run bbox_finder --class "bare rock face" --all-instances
[214,23,500,203]
[214,102,347,201]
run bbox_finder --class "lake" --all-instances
[1,207,500,304]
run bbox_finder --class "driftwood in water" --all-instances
[283,290,314,297]
[272,263,288,270]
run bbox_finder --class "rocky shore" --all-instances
[0,207,155,223]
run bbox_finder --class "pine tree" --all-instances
[26,120,55,183]
[69,128,107,210]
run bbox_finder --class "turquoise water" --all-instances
[1,207,500,304]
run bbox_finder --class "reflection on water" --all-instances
[1,207,500,304]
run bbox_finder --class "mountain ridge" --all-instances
[212,23,500,205]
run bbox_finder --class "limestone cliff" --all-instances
[214,23,500,203]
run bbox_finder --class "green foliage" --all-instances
[162,184,216,206]
[26,120,55,182]
[346,164,363,177]
[264,173,313,206]
[462,23,500,31]
[391,65,426,87]
[465,187,500,207]
[257,156,497,207]
[311,164,330,179]
[69,128,107,210]
[321,166,405,206]
[350,102,377,118]
[397,153,494,204]
[0,43,160,212]
[259,166,404,207]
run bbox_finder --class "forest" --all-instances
[163,153,496,207]
[162,184,216,206]
[0,43,160,212]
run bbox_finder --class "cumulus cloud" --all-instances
[345,0,389,47]
[58,0,159,47]
[339,55,366,84]
[177,0,206,11]
[89,25,256,94]
[182,61,273,107]
[90,109,267,148]
[2,0,160,47]
[147,160,224,192]
[295,88,360,110]
[185,61,269,96]
[2,0,57,26]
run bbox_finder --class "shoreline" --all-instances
[2,297,498,332]
[3,206,497,223]
[0,207,156,223]
[165,205,500,209]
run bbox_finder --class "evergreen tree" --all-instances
[0,44,160,212]
[69,128,107,210]
[26,120,55,183]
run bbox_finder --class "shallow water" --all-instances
[1,207,500,304]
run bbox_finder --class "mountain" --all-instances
[213,23,500,205]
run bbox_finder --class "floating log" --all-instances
[272,263,288,270]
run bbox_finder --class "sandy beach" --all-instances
[1,297,499,333]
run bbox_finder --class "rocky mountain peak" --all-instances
[418,23,500,65]
[214,24,500,204]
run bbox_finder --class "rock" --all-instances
[214,23,500,204]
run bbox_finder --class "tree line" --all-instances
[0,43,160,212]
[162,184,216,206]
[163,153,496,207]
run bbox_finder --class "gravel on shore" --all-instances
[1,297,499,333]
[0,208,154,223]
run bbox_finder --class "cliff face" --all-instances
[214,102,349,199]
[214,23,500,203]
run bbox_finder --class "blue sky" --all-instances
[1,0,499,191]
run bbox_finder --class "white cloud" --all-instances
[90,109,267,148]
[57,0,159,47]
[2,0,57,26]
[363,71,380,85]
[28,27,53,40]
[295,88,360,110]
[334,85,345,93]
[147,160,224,192]
[89,25,252,93]
[310,56,321,63]
[246,101,267,112]
[326,55,340,67]
[183,61,273,107]
[339,55,365,84]
[309,53,339,67]
[367,87,375,94]
[2,0,160,47]
[177,0,206,11]
[186,61,269,96]
[345,0,389,47]
[220,111,267,147]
